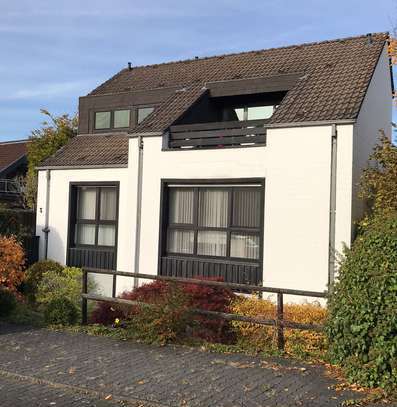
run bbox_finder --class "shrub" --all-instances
[36,267,83,311]
[24,260,63,303]
[0,288,17,317]
[182,278,235,343]
[0,235,25,293]
[90,278,235,343]
[125,283,191,344]
[326,212,397,390]
[44,297,79,325]
[90,280,170,325]
[231,296,327,355]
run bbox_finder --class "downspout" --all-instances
[328,124,338,288]
[133,135,144,288]
[42,169,51,259]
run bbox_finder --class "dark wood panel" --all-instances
[170,135,266,148]
[171,126,267,140]
[160,256,261,285]
[170,118,269,133]
[68,247,116,270]
[207,73,302,98]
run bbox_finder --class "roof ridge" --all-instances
[0,139,30,145]
[107,31,389,72]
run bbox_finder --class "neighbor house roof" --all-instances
[0,139,29,177]
[39,32,389,168]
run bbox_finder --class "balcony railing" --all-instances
[0,179,23,195]
[168,119,269,150]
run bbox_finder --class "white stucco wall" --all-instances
[351,44,393,229]
[37,123,358,301]
[136,124,354,299]
[36,166,138,295]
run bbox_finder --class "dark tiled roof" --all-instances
[91,32,389,132]
[42,33,389,168]
[39,134,129,167]
[0,140,28,173]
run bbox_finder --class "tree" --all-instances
[25,110,77,208]
[359,132,397,217]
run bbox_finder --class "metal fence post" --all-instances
[277,292,285,351]
[82,269,88,325]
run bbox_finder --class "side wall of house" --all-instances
[352,44,392,231]
[36,166,138,295]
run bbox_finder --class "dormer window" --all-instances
[94,109,130,130]
[114,110,130,128]
[95,111,111,130]
[234,105,276,121]
[137,107,154,124]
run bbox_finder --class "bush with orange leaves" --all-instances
[0,235,25,293]
[230,296,327,357]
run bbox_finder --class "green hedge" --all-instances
[326,212,397,390]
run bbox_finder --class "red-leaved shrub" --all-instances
[90,278,235,343]
[182,277,235,343]
[90,280,169,324]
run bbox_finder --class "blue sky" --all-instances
[0,0,396,142]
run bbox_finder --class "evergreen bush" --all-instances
[326,212,397,390]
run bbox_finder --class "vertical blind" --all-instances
[166,185,262,260]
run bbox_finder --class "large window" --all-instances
[165,183,263,261]
[72,185,118,248]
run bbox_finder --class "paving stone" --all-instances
[0,323,394,407]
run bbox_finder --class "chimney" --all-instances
[366,33,373,45]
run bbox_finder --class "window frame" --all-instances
[68,182,120,251]
[93,109,131,132]
[136,106,155,124]
[159,179,265,265]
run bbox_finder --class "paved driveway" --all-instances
[0,323,391,407]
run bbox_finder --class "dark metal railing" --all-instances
[82,268,327,350]
[0,179,23,195]
[168,119,269,149]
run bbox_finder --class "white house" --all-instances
[36,33,392,300]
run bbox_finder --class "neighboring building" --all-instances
[0,139,29,206]
[36,33,392,298]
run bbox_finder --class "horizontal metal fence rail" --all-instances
[168,119,269,149]
[0,179,23,194]
[82,268,327,350]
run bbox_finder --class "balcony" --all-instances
[167,119,268,150]
[0,179,23,195]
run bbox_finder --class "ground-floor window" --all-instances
[67,182,119,270]
[160,179,264,282]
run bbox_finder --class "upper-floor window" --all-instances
[95,110,130,130]
[232,105,276,121]
[137,107,154,124]
[94,107,154,130]
[95,111,111,129]
[114,110,130,128]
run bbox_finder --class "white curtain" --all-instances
[76,224,95,245]
[100,188,117,220]
[167,229,194,254]
[232,189,261,227]
[198,189,228,227]
[230,233,259,259]
[78,187,96,220]
[197,230,227,256]
[98,225,116,246]
[169,188,194,224]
